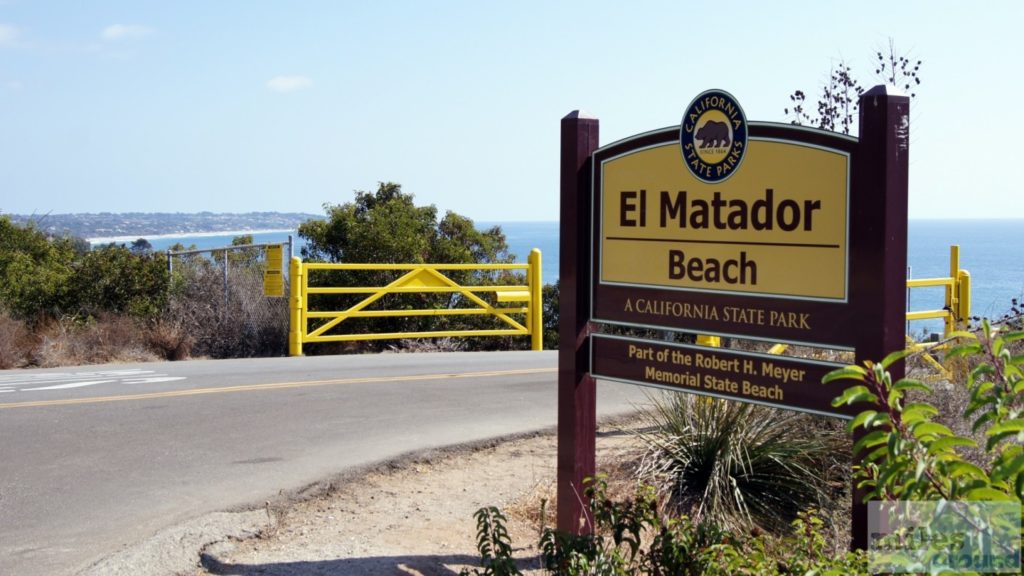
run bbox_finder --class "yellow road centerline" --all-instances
[0,367,556,410]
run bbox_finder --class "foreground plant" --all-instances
[825,319,1023,571]
[460,507,522,576]
[465,476,864,575]
[826,320,1023,503]
[634,392,845,532]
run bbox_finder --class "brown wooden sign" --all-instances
[591,334,854,418]
[558,86,910,550]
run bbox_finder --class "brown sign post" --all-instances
[557,86,909,549]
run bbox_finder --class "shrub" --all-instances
[0,308,30,368]
[465,477,866,575]
[826,319,1023,503]
[824,318,1023,571]
[539,477,722,575]
[0,216,171,322]
[0,216,76,319]
[542,281,559,350]
[634,392,847,532]
[164,246,289,359]
[707,512,866,575]
[72,244,169,318]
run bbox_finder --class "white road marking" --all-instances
[122,377,186,385]
[1,370,187,393]
[0,370,151,387]
[24,380,116,391]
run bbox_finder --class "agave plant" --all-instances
[634,392,846,533]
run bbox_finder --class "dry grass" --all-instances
[31,314,160,367]
[0,309,31,369]
[388,337,467,353]
[0,310,203,368]
[145,318,195,361]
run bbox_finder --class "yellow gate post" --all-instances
[289,257,303,356]
[696,335,721,347]
[955,269,971,329]
[944,245,959,336]
[529,248,543,351]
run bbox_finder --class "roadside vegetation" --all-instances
[0,183,557,367]
[459,316,1023,575]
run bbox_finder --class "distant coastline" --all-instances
[88,228,296,245]
[8,211,320,241]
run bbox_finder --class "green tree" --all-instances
[297,182,516,346]
[130,238,153,255]
[0,216,170,320]
[0,215,77,319]
[299,181,513,268]
[72,244,169,318]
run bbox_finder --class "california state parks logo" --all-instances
[680,89,748,183]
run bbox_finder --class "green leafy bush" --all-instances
[465,476,865,575]
[824,319,1023,572]
[542,281,559,350]
[826,320,1024,503]
[0,216,77,319]
[74,244,169,318]
[0,216,170,321]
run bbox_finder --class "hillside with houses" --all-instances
[5,212,321,240]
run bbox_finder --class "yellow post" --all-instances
[945,245,960,336]
[956,269,971,329]
[696,335,721,347]
[529,249,543,351]
[289,257,303,356]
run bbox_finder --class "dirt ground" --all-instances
[192,422,643,576]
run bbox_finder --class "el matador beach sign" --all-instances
[598,89,849,312]
[562,85,911,544]
[588,89,865,419]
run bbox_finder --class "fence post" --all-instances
[851,84,910,551]
[557,110,599,534]
[956,269,971,328]
[222,249,229,315]
[529,248,543,351]
[945,245,960,336]
[289,257,303,356]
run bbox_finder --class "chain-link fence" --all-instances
[166,240,291,358]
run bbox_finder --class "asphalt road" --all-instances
[0,351,649,576]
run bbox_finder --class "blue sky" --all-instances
[1,1,1021,221]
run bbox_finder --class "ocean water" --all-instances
[907,219,1024,335]
[102,220,1024,335]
